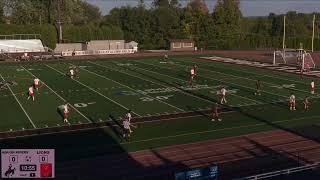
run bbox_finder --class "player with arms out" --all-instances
[219,86,227,104]
[311,80,315,94]
[303,96,310,110]
[255,80,261,95]
[33,78,40,91]
[289,93,296,111]
[211,103,222,121]
[27,85,35,101]
[122,118,137,141]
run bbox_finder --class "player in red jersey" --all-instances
[255,80,261,95]
[311,80,315,94]
[289,93,296,111]
[27,85,35,101]
[303,96,310,110]
[63,103,69,123]
[211,104,222,121]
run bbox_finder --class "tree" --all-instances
[152,0,169,8]
[170,0,180,9]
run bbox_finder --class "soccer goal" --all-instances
[273,49,315,70]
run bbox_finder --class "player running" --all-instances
[63,103,69,123]
[126,110,132,122]
[255,80,261,95]
[33,78,40,91]
[27,85,35,101]
[220,87,227,104]
[211,104,222,121]
[303,96,310,110]
[289,93,296,111]
[311,80,315,94]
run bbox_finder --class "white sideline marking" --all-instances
[21,66,92,123]
[120,115,320,145]
[45,64,141,117]
[77,63,184,112]
[0,74,36,128]
[89,61,216,106]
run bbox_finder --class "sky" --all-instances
[84,0,320,17]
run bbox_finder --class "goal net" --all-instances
[273,49,315,70]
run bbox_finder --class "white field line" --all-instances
[89,61,216,105]
[45,64,141,117]
[179,58,316,94]
[21,66,92,123]
[135,61,263,105]
[0,110,237,140]
[76,63,184,112]
[0,74,36,128]
[170,61,289,99]
[120,115,320,145]
[197,58,314,91]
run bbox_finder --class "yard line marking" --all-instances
[120,115,320,145]
[77,63,184,112]
[139,61,284,101]
[134,61,263,105]
[45,64,141,117]
[197,58,315,92]
[188,59,314,95]
[89,61,217,105]
[0,74,36,128]
[21,66,92,123]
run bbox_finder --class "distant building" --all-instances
[170,39,195,51]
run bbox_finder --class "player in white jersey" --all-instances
[27,86,35,101]
[33,78,40,91]
[311,80,315,94]
[63,103,69,123]
[303,96,310,110]
[289,93,296,110]
[220,87,227,104]
[69,68,75,79]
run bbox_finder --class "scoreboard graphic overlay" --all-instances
[1,149,55,178]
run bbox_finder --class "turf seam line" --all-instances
[134,61,263,105]
[89,61,217,106]
[45,64,141,117]
[21,66,92,123]
[0,73,36,128]
[76,63,184,112]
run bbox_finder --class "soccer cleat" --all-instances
[211,119,215,121]
[218,119,222,121]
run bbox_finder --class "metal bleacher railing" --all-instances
[234,162,319,180]
[0,34,41,40]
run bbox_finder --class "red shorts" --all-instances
[221,94,225,98]
[34,83,39,88]
[29,92,34,96]
[64,112,69,118]
[290,101,295,106]
[311,87,315,91]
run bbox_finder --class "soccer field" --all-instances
[1,55,320,157]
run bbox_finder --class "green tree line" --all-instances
[0,0,319,50]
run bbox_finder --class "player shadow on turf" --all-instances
[107,115,125,140]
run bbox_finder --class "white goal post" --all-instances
[273,49,316,69]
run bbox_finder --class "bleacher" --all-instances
[0,39,45,53]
